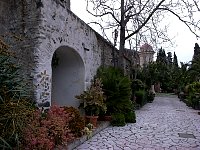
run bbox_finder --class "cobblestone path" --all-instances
[75,96,200,150]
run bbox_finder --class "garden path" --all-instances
[75,95,200,150]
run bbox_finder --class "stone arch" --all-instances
[51,46,85,107]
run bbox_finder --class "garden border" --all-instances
[55,121,110,150]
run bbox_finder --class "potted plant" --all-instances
[75,78,107,127]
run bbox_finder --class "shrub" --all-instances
[0,37,34,149]
[147,91,155,103]
[76,78,107,116]
[96,66,133,114]
[131,79,145,92]
[111,113,126,126]
[125,111,136,123]
[135,90,146,106]
[21,105,74,150]
[187,82,200,109]
[0,100,34,149]
[63,106,85,137]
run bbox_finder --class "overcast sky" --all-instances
[71,1,199,63]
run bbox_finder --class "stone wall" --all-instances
[0,0,10,30]
[0,0,114,107]
[52,0,70,9]
[96,32,119,67]
[29,0,105,106]
[0,0,42,100]
[0,0,134,107]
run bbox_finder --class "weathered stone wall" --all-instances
[96,33,119,67]
[0,0,42,100]
[34,0,104,106]
[54,0,71,9]
[0,0,127,107]
[0,0,10,31]
[0,0,73,105]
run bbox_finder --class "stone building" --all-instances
[138,43,155,67]
[0,0,137,108]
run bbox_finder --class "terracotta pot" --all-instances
[85,116,99,127]
[98,115,112,121]
[103,116,112,121]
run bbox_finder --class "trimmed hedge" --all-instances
[125,111,136,123]
[111,113,126,126]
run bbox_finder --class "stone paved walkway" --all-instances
[75,96,200,150]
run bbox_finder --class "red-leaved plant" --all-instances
[21,105,74,150]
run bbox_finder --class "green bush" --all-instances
[96,66,133,114]
[125,111,136,123]
[186,82,200,109]
[131,79,145,92]
[111,113,126,126]
[131,79,147,106]
[187,94,200,109]
[135,90,146,106]
[147,91,155,103]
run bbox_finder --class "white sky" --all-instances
[71,1,199,63]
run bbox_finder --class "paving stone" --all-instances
[123,147,132,150]
[178,133,196,139]
[74,96,200,150]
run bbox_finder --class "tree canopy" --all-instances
[173,52,178,68]
[189,43,200,81]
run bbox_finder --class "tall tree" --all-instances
[179,62,190,86]
[193,43,200,60]
[86,0,200,70]
[171,52,180,91]
[155,47,170,91]
[173,52,178,68]
[156,47,167,64]
[189,43,200,81]
[167,52,173,65]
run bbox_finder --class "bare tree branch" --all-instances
[85,0,200,69]
[125,0,166,40]
[158,7,200,38]
[86,0,121,24]
[87,21,112,42]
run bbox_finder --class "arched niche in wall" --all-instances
[51,46,85,107]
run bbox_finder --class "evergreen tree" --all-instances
[156,47,167,64]
[193,43,200,59]
[167,52,173,65]
[156,48,162,63]
[155,48,171,91]
[142,48,182,93]
[189,43,200,81]
[173,52,178,68]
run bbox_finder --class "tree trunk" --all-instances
[118,0,126,72]
[119,26,125,70]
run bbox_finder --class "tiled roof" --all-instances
[140,43,153,52]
